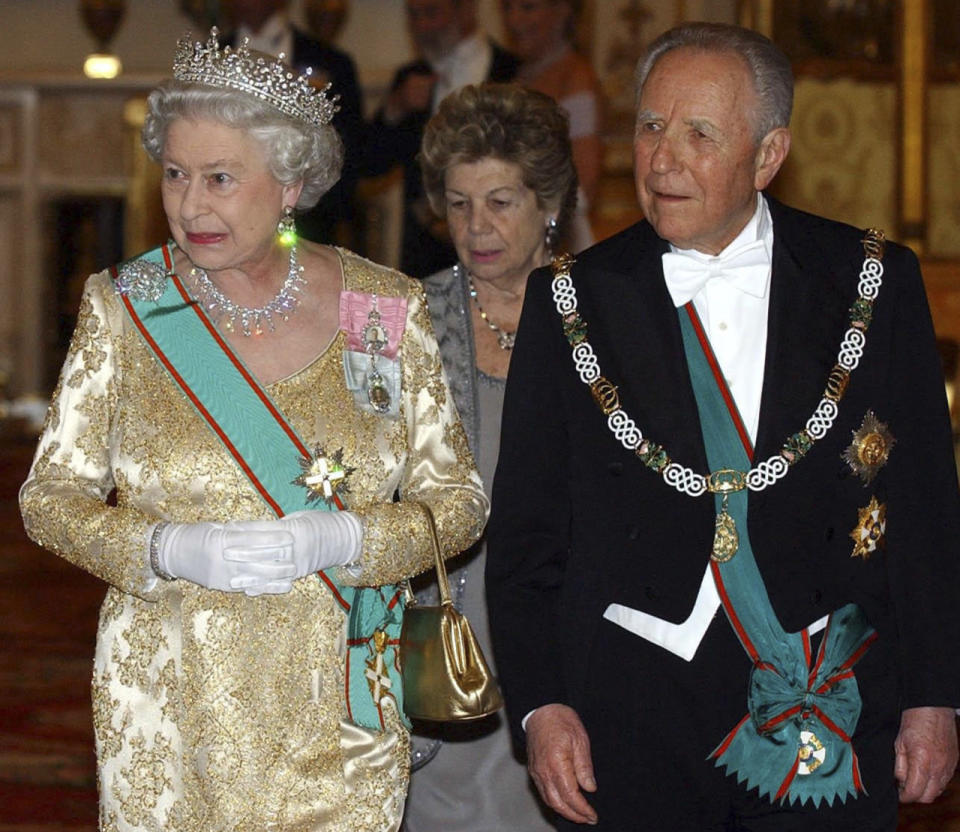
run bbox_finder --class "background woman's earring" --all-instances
[545,216,559,254]
[277,206,297,247]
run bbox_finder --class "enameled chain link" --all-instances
[549,230,886,497]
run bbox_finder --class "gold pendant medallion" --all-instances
[707,472,745,563]
[797,730,826,775]
[711,503,739,563]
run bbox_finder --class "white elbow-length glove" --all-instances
[152,510,363,596]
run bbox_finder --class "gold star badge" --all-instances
[850,496,886,560]
[842,410,895,485]
[293,446,354,506]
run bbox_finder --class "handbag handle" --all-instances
[405,503,453,607]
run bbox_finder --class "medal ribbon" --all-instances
[114,244,407,731]
[679,304,876,807]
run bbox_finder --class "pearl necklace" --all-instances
[189,246,305,336]
[550,230,886,561]
[456,263,517,351]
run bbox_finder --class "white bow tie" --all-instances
[661,239,770,308]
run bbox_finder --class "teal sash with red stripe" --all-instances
[114,244,408,732]
[679,303,876,807]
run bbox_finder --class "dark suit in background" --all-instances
[362,44,518,278]
[225,26,364,246]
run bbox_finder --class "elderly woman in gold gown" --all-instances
[19,30,486,832]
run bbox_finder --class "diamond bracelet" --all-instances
[149,521,176,581]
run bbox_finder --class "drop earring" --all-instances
[277,205,297,247]
[545,216,559,255]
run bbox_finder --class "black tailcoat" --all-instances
[486,198,960,823]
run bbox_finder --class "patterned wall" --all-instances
[769,79,897,238]
[928,85,960,257]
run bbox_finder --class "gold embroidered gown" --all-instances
[20,250,488,831]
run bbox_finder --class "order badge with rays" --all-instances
[293,446,355,507]
[797,730,826,775]
[843,410,895,485]
[850,496,887,560]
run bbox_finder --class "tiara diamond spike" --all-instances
[172,27,339,127]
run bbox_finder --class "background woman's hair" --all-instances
[420,83,579,238]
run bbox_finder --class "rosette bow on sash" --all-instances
[114,245,409,732]
[713,603,876,806]
[679,306,876,807]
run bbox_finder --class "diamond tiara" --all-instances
[172,27,339,128]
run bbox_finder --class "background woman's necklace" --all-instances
[190,246,305,336]
[457,264,516,350]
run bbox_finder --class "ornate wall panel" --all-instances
[770,79,897,236]
[928,85,960,257]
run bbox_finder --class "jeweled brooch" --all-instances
[115,259,169,302]
[850,496,886,559]
[293,446,354,506]
[842,410,895,485]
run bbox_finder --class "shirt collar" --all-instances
[238,12,292,59]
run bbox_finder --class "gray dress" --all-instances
[403,267,554,831]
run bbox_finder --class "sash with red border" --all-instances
[679,303,876,807]
[113,244,408,732]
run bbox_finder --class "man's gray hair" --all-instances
[634,22,793,143]
[142,80,343,210]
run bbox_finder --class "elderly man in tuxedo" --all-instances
[487,21,960,832]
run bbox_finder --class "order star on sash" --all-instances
[365,629,392,703]
[294,446,354,506]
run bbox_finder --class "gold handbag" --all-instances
[399,504,504,722]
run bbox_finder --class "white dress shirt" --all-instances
[602,194,826,665]
[430,32,493,114]
[238,12,293,60]
[666,192,773,445]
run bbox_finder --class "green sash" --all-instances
[114,244,408,732]
[679,304,876,807]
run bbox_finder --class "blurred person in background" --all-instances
[501,0,602,252]
[363,0,519,278]
[226,0,364,247]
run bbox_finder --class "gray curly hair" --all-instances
[141,80,343,210]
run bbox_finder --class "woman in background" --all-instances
[501,0,602,251]
[403,82,577,831]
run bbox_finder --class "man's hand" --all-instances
[383,71,435,123]
[894,706,958,803]
[526,704,598,825]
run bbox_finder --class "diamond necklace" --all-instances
[456,263,517,350]
[550,229,886,562]
[189,246,305,336]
